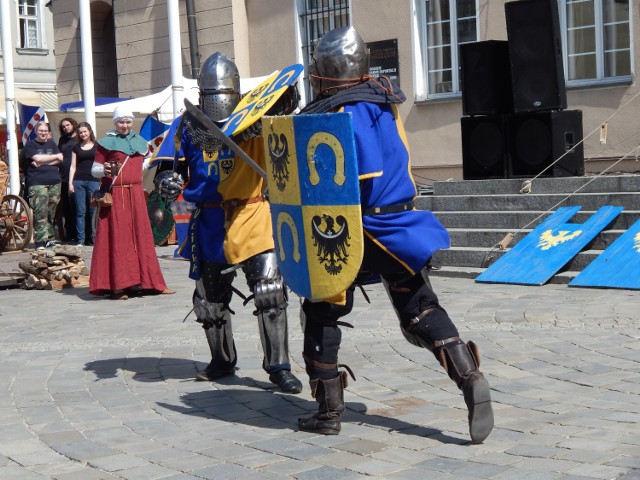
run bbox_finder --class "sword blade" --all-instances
[183,99,267,179]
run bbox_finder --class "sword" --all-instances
[183,99,267,180]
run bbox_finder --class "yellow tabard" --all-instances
[218,136,274,263]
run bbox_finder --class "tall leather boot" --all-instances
[298,372,347,435]
[438,338,494,444]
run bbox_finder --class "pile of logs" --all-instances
[18,245,90,290]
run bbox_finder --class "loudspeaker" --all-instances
[505,0,567,112]
[508,110,584,178]
[461,115,509,180]
[460,40,513,116]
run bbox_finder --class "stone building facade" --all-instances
[50,0,640,182]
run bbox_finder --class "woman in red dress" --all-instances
[89,106,174,300]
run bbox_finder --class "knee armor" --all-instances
[243,251,287,310]
[381,269,458,352]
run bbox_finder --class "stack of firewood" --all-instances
[18,245,90,290]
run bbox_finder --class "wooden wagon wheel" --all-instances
[0,194,34,251]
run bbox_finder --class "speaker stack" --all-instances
[460,0,584,180]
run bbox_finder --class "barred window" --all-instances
[18,0,42,49]
[561,0,632,85]
[299,0,351,101]
[416,0,478,100]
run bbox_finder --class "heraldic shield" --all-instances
[222,64,304,137]
[261,113,363,300]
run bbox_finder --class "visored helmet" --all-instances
[309,26,370,96]
[198,52,241,122]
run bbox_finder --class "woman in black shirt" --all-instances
[57,117,79,241]
[69,122,99,246]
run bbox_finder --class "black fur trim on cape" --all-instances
[300,78,406,114]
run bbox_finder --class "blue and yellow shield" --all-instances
[262,113,363,300]
[222,64,304,137]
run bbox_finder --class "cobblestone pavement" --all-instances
[0,245,638,480]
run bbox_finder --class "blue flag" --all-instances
[139,115,171,158]
[18,102,47,143]
[148,115,183,168]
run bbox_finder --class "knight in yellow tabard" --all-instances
[156,52,302,393]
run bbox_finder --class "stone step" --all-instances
[431,174,640,196]
[417,191,640,212]
[433,210,640,230]
[446,228,623,250]
[432,246,603,271]
[428,265,576,284]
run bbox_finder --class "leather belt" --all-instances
[201,195,265,220]
[362,200,414,216]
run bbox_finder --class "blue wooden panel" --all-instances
[476,206,623,285]
[569,217,640,289]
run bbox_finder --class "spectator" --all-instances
[57,117,78,242]
[68,122,99,247]
[23,121,63,250]
[89,106,174,300]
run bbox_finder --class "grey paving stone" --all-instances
[1,246,639,478]
[0,465,47,479]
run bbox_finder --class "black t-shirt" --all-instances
[23,139,62,186]
[72,143,99,182]
[58,135,78,182]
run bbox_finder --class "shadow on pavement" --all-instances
[158,389,465,444]
[84,356,204,381]
[84,356,467,444]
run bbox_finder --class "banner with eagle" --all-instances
[475,205,623,285]
[262,112,363,300]
[223,63,303,137]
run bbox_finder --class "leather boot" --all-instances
[298,372,347,435]
[438,338,494,444]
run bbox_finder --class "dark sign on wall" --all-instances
[367,39,399,85]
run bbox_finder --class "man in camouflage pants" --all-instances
[23,121,63,250]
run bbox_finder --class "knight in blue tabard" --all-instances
[156,52,303,393]
[296,26,494,443]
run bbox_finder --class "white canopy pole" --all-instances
[0,0,21,195]
[167,0,184,119]
[79,0,96,129]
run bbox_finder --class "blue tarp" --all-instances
[59,98,129,112]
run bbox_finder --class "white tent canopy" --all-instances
[62,74,274,123]
[0,85,44,125]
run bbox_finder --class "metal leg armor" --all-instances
[193,264,237,381]
[381,269,494,443]
[244,251,302,393]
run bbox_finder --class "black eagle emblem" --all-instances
[311,214,351,275]
[220,158,234,176]
[267,132,290,191]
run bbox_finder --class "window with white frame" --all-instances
[298,0,351,102]
[561,0,632,85]
[18,0,42,49]
[415,0,478,100]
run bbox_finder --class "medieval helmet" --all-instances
[309,26,370,96]
[198,52,241,122]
